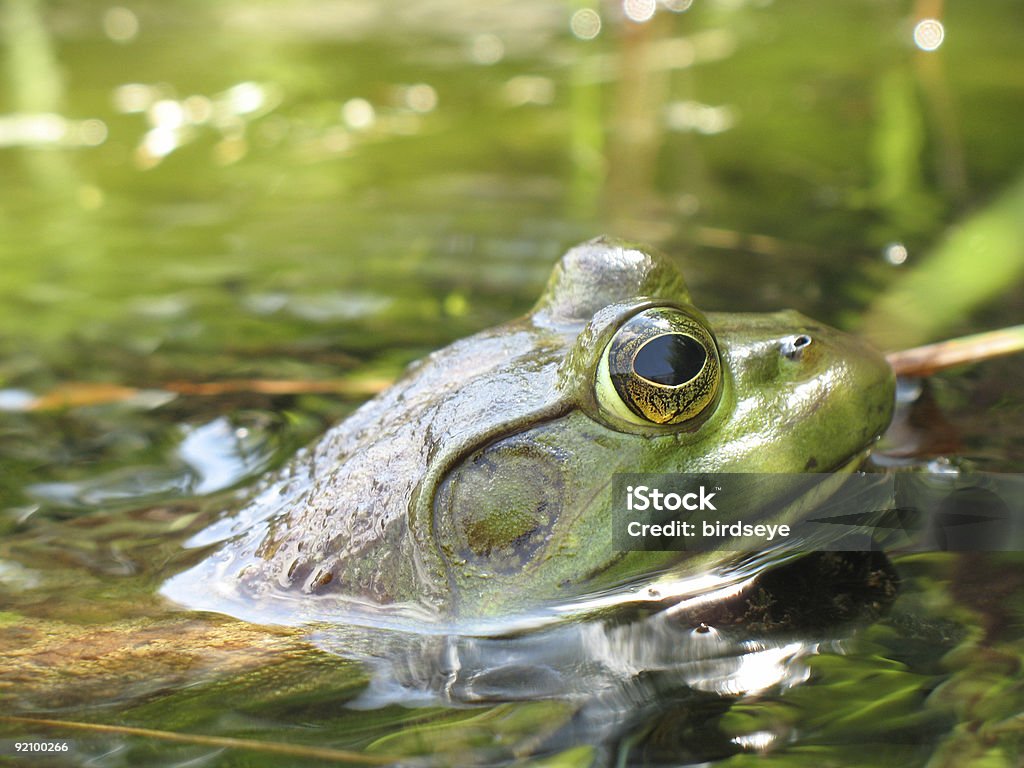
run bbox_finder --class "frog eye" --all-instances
[595,307,722,426]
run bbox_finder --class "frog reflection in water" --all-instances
[166,237,895,619]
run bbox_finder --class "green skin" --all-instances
[167,237,895,619]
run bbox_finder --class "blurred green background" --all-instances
[2,0,1022,365]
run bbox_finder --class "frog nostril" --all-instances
[781,334,812,360]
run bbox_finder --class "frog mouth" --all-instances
[561,445,880,609]
[824,447,874,474]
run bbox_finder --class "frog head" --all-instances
[163,237,895,622]
[428,237,895,615]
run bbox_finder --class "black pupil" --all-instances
[633,334,707,386]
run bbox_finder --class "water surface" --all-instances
[1,1,1023,765]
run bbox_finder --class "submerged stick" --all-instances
[0,715,395,765]
[886,325,1024,377]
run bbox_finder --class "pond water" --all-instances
[1,0,1023,766]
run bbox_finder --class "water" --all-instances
[1,0,1023,765]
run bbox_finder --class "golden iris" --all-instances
[596,307,722,426]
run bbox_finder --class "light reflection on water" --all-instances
[333,614,818,710]
[24,413,290,511]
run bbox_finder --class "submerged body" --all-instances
[164,238,895,619]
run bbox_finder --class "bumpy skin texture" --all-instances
[166,237,896,619]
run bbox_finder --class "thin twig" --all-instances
[8,377,393,413]
[0,715,396,765]
[164,378,393,397]
[886,325,1024,377]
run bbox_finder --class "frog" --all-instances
[162,236,895,620]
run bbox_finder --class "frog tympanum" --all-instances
[164,237,895,619]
